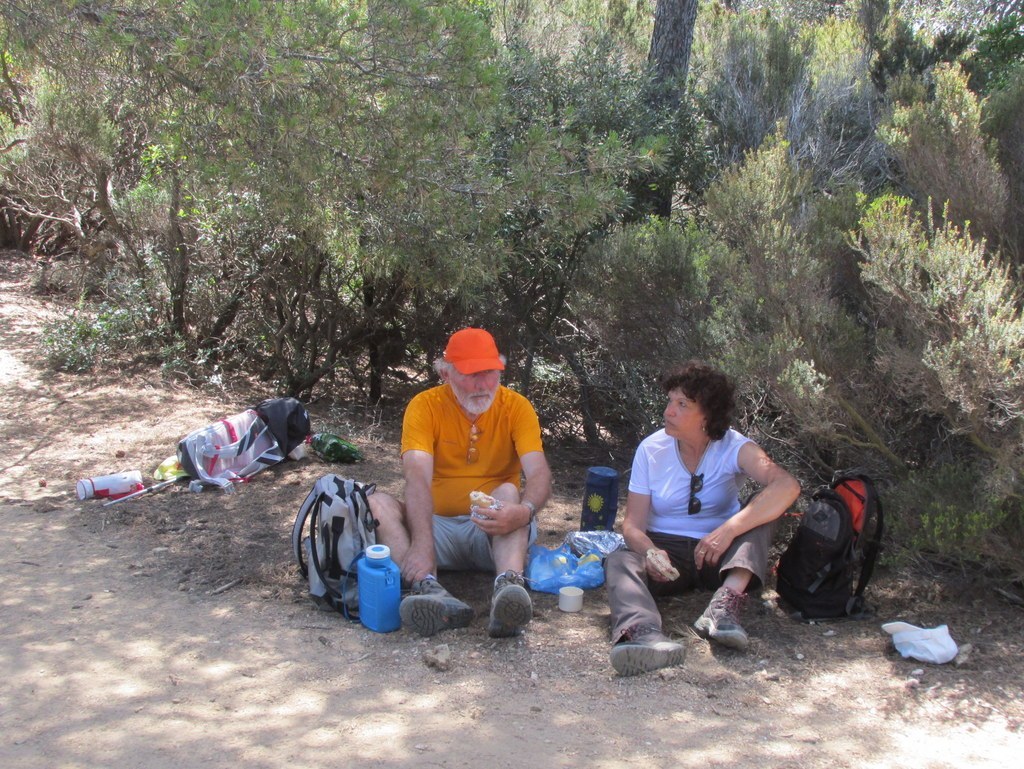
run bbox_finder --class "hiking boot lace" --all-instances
[494,569,526,592]
[709,587,745,625]
[411,577,450,597]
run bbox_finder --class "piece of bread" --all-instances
[646,548,680,580]
[469,490,499,509]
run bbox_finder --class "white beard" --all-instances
[454,388,496,416]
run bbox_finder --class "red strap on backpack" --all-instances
[834,478,868,534]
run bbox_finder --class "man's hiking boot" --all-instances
[694,585,749,650]
[487,570,532,638]
[610,623,686,677]
[400,578,474,637]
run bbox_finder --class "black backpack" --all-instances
[776,472,884,620]
[292,475,378,619]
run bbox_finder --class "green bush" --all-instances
[879,63,1010,251]
[856,193,1024,572]
[41,302,141,373]
[572,217,719,442]
[692,9,807,167]
[888,463,1017,571]
[692,11,888,196]
[981,65,1024,265]
[858,194,1024,445]
[964,13,1024,94]
[795,16,887,189]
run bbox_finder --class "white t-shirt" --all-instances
[628,428,751,539]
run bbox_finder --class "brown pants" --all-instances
[604,523,776,642]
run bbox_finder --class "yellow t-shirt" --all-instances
[400,384,544,516]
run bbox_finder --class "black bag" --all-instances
[292,475,378,618]
[253,397,311,456]
[776,472,883,620]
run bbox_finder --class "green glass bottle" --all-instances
[310,432,364,463]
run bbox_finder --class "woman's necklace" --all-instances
[681,437,711,475]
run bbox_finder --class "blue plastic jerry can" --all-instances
[357,544,401,632]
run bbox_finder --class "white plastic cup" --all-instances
[76,471,144,500]
[558,586,584,613]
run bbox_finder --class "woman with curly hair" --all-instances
[606,361,800,676]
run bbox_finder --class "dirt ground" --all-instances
[2,252,1023,769]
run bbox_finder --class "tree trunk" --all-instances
[640,0,699,219]
[648,0,699,93]
[167,169,190,337]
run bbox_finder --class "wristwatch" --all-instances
[523,500,537,520]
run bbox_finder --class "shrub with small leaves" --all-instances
[41,302,150,373]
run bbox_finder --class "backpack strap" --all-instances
[327,514,344,581]
[291,483,318,579]
[307,485,355,615]
[834,473,884,616]
[854,483,884,601]
[350,480,378,539]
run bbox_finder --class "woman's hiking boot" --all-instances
[694,585,749,650]
[610,623,686,676]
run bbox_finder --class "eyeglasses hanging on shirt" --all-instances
[688,473,704,515]
[467,423,481,464]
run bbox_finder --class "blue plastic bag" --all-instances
[525,543,605,594]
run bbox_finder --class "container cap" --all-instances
[365,544,391,560]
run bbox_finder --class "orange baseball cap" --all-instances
[444,328,505,374]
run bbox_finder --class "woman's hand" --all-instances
[645,548,680,582]
[695,526,735,570]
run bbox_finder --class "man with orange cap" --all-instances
[370,327,552,638]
